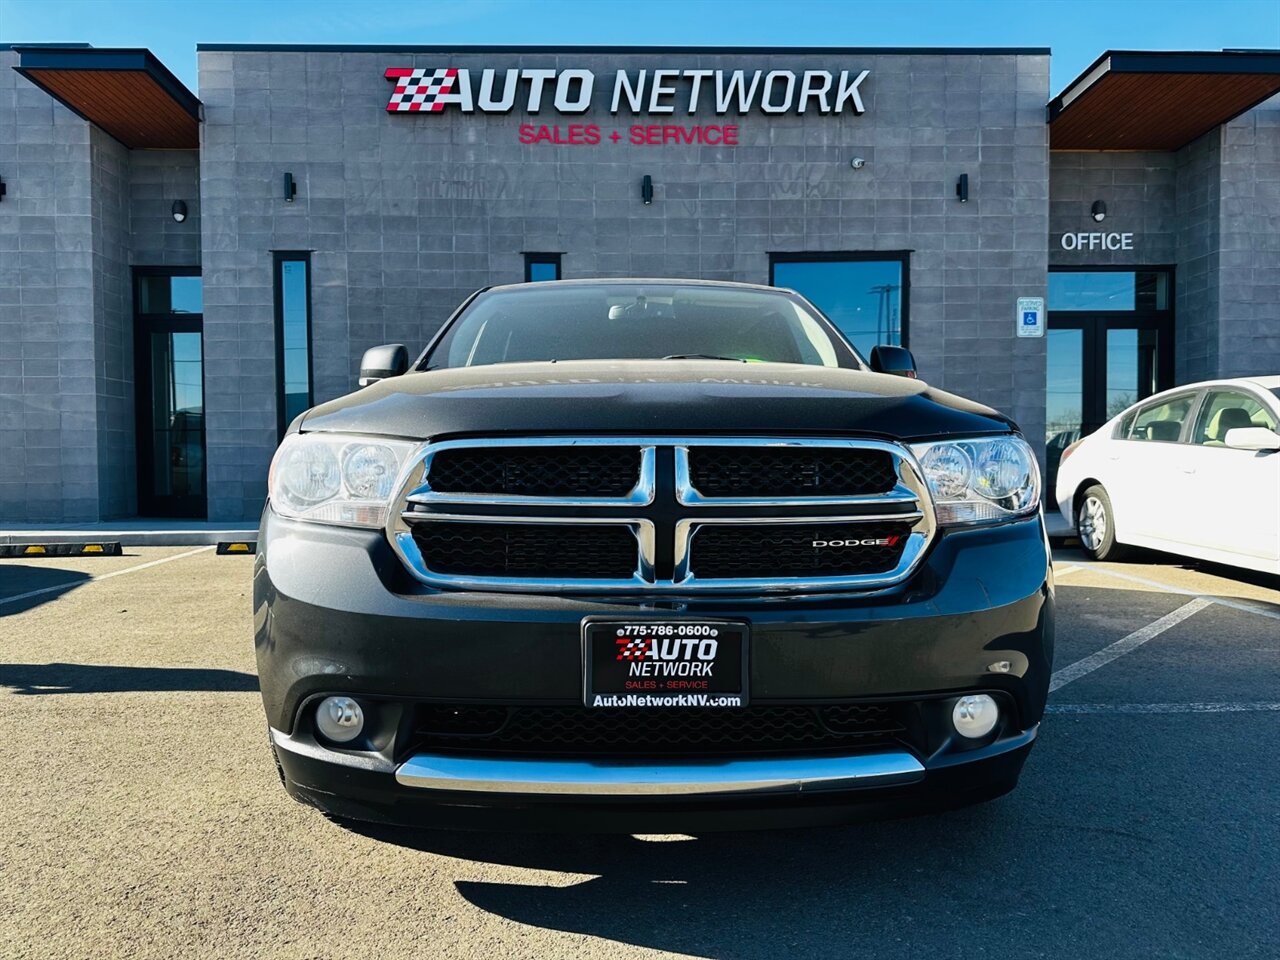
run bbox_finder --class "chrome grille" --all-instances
[409,520,641,579]
[685,445,897,499]
[389,437,935,593]
[427,445,643,498]
[687,520,914,579]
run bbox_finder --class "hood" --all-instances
[299,360,1017,441]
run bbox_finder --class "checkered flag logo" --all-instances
[385,67,459,112]
[616,637,650,661]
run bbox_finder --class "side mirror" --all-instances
[358,344,408,387]
[869,344,917,379]
[1224,426,1280,452]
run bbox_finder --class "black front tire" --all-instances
[1076,484,1130,562]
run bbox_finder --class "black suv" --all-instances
[257,279,1052,832]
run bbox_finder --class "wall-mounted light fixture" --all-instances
[171,199,188,223]
[1091,200,1107,222]
[0,175,7,202]
[850,157,866,170]
[283,172,297,202]
[641,174,653,205]
[956,173,969,203]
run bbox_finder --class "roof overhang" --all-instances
[1049,50,1280,151]
[12,46,200,149]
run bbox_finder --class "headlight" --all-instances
[911,435,1040,525]
[268,433,418,528]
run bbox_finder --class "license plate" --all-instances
[582,619,749,708]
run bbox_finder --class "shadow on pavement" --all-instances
[0,566,92,615]
[341,701,1279,958]
[0,662,259,695]
[350,807,1026,958]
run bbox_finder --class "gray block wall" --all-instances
[0,50,202,523]
[1218,95,1280,379]
[0,48,101,523]
[89,127,134,519]
[130,150,201,265]
[199,48,1051,521]
[1175,129,1222,383]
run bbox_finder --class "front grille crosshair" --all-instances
[412,703,909,758]
[689,521,914,579]
[427,446,642,498]
[408,520,639,579]
[687,445,898,499]
[389,437,936,593]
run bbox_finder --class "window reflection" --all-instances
[138,275,203,314]
[525,255,561,282]
[277,259,309,432]
[1045,328,1083,491]
[772,258,904,358]
[150,331,204,498]
[1048,271,1169,312]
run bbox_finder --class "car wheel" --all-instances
[1076,485,1130,562]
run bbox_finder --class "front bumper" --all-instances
[270,724,1037,831]
[255,507,1053,830]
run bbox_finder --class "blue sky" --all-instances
[1,0,1278,95]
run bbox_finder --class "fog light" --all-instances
[315,696,364,743]
[952,695,998,739]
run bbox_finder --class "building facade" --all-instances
[1,44,1278,523]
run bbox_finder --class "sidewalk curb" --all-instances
[0,529,258,548]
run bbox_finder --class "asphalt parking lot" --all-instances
[1,544,1277,959]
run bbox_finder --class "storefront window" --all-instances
[524,253,562,282]
[770,255,907,358]
[1048,271,1169,312]
[274,253,312,437]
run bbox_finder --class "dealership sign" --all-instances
[384,67,871,115]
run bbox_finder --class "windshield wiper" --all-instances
[660,354,748,362]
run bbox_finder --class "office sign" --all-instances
[1059,232,1135,251]
[1016,297,1045,338]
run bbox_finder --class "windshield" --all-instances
[423,283,860,370]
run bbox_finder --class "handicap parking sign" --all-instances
[1016,297,1044,338]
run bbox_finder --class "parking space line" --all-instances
[1054,564,1081,578]
[0,546,215,608]
[1061,561,1280,622]
[1048,702,1280,714]
[1048,597,1212,693]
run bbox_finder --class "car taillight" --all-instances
[1059,439,1082,464]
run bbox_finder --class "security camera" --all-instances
[850,157,866,170]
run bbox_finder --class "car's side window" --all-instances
[1115,410,1137,439]
[1127,394,1194,443]
[1192,390,1279,446]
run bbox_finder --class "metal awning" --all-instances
[12,46,200,149]
[1048,50,1280,151]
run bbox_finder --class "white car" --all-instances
[1055,376,1280,575]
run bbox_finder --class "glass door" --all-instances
[1044,269,1174,490]
[134,269,206,518]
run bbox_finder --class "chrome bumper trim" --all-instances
[394,750,926,796]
